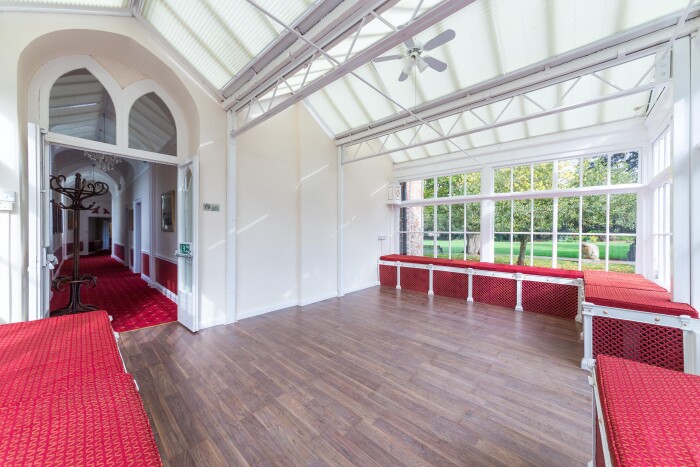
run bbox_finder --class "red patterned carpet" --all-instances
[50,253,177,332]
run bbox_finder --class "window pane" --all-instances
[610,235,636,273]
[558,196,580,233]
[423,206,434,232]
[557,235,580,270]
[423,233,435,257]
[465,234,481,261]
[533,198,553,232]
[495,200,511,232]
[450,203,464,232]
[494,233,512,264]
[129,92,177,156]
[450,233,464,260]
[610,152,639,185]
[436,233,449,258]
[583,155,608,187]
[437,205,449,231]
[407,233,422,256]
[402,206,422,232]
[533,162,553,191]
[558,159,580,189]
[424,178,435,198]
[581,235,605,271]
[466,202,481,232]
[466,171,481,195]
[494,168,511,193]
[437,176,450,197]
[399,207,408,232]
[513,199,531,232]
[451,174,465,197]
[399,232,408,255]
[532,234,553,268]
[513,164,531,192]
[402,180,423,201]
[582,195,607,233]
[513,234,531,265]
[610,193,637,234]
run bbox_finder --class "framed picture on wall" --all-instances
[67,210,74,231]
[128,208,134,232]
[161,190,175,232]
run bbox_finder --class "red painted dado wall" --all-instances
[113,243,125,262]
[155,256,177,295]
[142,253,150,278]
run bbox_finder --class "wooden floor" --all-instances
[120,287,592,466]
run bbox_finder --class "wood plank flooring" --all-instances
[119,286,593,466]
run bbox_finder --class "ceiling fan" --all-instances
[372,29,456,82]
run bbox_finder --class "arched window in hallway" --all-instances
[129,92,177,156]
[49,68,117,144]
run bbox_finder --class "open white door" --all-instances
[176,158,198,331]
[27,123,54,321]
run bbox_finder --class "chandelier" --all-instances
[85,151,121,171]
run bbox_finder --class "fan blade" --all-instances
[416,58,429,73]
[404,37,416,48]
[423,29,456,51]
[372,54,404,63]
[399,61,413,82]
[399,71,410,82]
[422,56,448,72]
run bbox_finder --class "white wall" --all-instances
[112,164,150,264]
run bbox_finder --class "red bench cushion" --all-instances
[597,355,700,466]
[585,285,698,318]
[0,374,162,466]
[584,270,667,292]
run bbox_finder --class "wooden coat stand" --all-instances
[50,173,110,315]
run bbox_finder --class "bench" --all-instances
[0,312,162,466]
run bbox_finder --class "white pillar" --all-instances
[226,109,237,323]
[480,165,494,262]
[337,147,345,297]
[690,33,700,309]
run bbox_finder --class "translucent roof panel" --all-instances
[2,0,128,6]
[304,0,694,136]
[140,0,317,89]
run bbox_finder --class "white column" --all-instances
[690,33,700,309]
[337,147,345,297]
[480,165,494,262]
[226,110,237,323]
[672,36,692,304]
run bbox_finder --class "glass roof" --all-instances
[303,0,693,136]
[343,55,662,163]
[3,0,128,6]
[140,0,318,90]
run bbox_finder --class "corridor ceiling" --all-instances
[5,0,699,163]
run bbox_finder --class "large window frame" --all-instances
[649,127,672,288]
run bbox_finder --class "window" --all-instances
[494,198,554,267]
[651,127,671,177]
[402,171,481,200]
[651,128,672,288]
[129,92,177,156]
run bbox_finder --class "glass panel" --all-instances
[129,92,177,156]
[436,233,449,258]
[581,234,605,271]
[533,198,553,232]
[582,195,607,233]
[465,234,481,261]
[557,235,580,270]
[466,171,481,195]
[610,151,639,184]
[436,205,449,231]
[423,233,435,257]
[513,234,531,265]
[451,174,466,197]
[609,193,637,234]
[583,155,608,187]
[532,234,553,268]
[49,69,116,144]
[399,232,408,255]
[495,200,511,232]
[400,207,408,232]
[423,178,435,198]
[450,233,465,260]
[533,162,553,191]
[558,196,580,233]
[437,176,450,197]
[558,159,580,189]
[402,180,423,201]
[466,202,481,232]
[407,233,423,256]
[450,203,464,232]
[494,168,511,193]
[512,199,531,232]
[609,235,636,273]
[402,206,422,233]
[182,169,193,293]
[423,206,434,232]
[513,164,531,192]
[494,233,512,264]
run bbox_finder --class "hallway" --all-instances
[50,253,177,332]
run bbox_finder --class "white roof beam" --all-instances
[336,10,700,145]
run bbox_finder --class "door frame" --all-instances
[176,156,200,332]
[132,199,142,274]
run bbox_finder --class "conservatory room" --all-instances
[0,0,699,466]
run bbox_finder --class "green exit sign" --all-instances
[179,242,192,256]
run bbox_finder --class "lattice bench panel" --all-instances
[522,282,579,319]
[433,270,468,300]
[472,276,517,309]
[400,268,429,293]
[379,264,397,288]
[592,316,684,372]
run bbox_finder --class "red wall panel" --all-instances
[142,253,150,278]
[66,242,74,256]
[155,256,177,295]
[113,243,125,262]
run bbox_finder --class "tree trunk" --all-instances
[516,234,528,266]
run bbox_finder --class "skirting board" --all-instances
[111,254,125,265]
[342,281,380,295]
[151,281,178,304]
[140,273,150,283]
[299,291,340,307]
